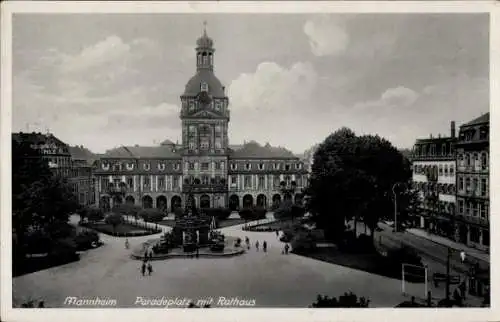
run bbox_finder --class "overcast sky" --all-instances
[12,13,489,154]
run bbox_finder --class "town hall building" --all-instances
[93,27,308,213]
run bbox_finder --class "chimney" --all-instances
[430,134,433,139]
[450,121,456,138]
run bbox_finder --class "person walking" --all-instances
[284,243,290,255]
[125,238,130,249]
[245,237,250,250]
[255,240,260,251]
[147,262,153,276]
[263,241,267,252]
[460,250,466,264]
[275,230,279,238]
[141,262,146,276]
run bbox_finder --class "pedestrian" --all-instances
[149,249,154,260]
[141,262,146,276]
[460,250,466,264]
[284,243,290,255]
[275,230,279,238]
[125,238,130,249]
[263,241,267,252]
[255,241,259,251]
[147,262,153,276]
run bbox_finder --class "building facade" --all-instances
[411,122,457,238]
[455,113,489,251]
[68,146,97,207]
[12,132,96,207]
[93,28,308,212]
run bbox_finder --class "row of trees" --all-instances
[307,127,417,243]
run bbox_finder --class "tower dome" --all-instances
[196,30,213,49]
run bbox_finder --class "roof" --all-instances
[229,141,298,159]
[103,145,181,159]
[183,70,225,97]
[12,132,67,147]
[160,139,175,146]
[229,144,244,151]
[68,146,97,165]
[462,113,489,127]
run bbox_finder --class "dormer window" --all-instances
[231,163,237,170]
[158,163,166,171]
[189,101,195,111]
[174,163,180,171]
[296,163,302,170]
[215,101,221,111]
[201,82,208,92]
[285,164,291,171]
[274,163,280,170]
[245,163,251,170]
[126,162,135,170]
[101,162,110,171]
[258,163,264,170]
[144,163,151,171]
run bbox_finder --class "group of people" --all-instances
[244,236,290,254]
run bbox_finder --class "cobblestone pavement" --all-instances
[13,216,429,308]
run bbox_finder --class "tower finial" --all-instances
[203,20,207,36]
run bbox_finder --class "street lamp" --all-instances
[392,183,399,232]
[446,247,466,303]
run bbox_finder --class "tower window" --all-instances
[201,82,208,92]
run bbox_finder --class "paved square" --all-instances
[12,216,431,308]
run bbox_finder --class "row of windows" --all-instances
[101,162,181,171]
[413,164,455,177]
[457,177,489,197]
[420,200,455,214]
[230,163,303,171]
[413,143,454,157]
[230,175,302,188]
[457,152,488,169]
[102,176,182,191]
[414,182,456,195]
[459,126,488,142]
[457,200,489,220]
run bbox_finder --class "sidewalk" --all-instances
[406,228,489,263]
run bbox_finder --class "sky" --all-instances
[12,13,489,154]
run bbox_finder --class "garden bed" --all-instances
[242,219,293,232]
[81,222,161,237]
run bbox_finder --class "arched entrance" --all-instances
[256,194,267,208]
[142,195,153,209]
[242,194,254,208]
[272,194,281,208]
[229,194,240,211]
[156,195,167,213]
[171,195,182,212]
[294,193,303,205]
[112,195,123,207]
[200,194,210,209]
[100,196,110,212]
[125,195,135,205]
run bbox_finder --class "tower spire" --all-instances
[203,20,207,36]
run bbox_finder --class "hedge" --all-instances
[202,208,232,220]
[239,207,266,221]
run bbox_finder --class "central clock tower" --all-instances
[179,24,230,208]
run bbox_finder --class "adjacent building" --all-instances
[93,28,308,212]
[455,113,489,251]
[68,145,97,207]
[12,132,97,207]
[411,113,490,251]
[411,122,458,238]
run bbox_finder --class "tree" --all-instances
[104,213,123,234]
[310,292,370,308]
[86,206,104,223]
[113,204,141,224]
[139,208,164,230]
[12,138,79,257]
[308,128,411,243]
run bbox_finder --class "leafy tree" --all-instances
[139,208,164,230]
[311,292,370,308]
[86,206,104,223]
[113,203,142,224]
[308,128,410,242]
[104,213,123,234]
[12,138,79,257]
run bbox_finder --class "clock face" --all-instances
[198,91,212,104]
